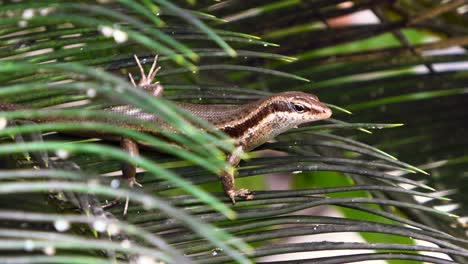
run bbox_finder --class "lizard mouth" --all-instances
[310,101,332,120]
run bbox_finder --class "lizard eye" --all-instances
[291,103,306,113]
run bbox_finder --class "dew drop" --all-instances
[120,239,131,249]
[43,245,56,256]
[110,179,120,189]
[93,219,107,232]
[99,25,114,37]
[113,29,128,43]
[54,218,70,232]
[18,20,28,28]
[0,117,7,130]
[86,89,97,98]
[22,9,35,20]
[39,8,52,16]
[136,255,157,264]
[457,5,468,14]
[55,149,70,160]
[211,248,223,256]
[24,240,35,252]
[107,223,120,235]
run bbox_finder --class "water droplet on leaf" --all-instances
[121,239,131,249]
[24,240,35,251]
[93,219,107,232]
[54,219,70,232]
[86,89,97,98]
[55,149,70,160]
[110,179,120,189]
[43,246,55,256]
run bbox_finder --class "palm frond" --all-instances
[1,0,467,263]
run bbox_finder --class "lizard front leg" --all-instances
[121,54,163,170]
[121,54,163,175]
[129,54,163,97]
[120,137,142,187]
[120,137,142,215]
[116,54,162,214]
[222,145,254,204]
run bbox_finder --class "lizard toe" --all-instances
[228,189,254,204]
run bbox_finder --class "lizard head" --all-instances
[220,91,332,149]
[273,91,332,126]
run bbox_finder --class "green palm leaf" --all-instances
[1,1,467,263]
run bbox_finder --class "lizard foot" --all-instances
[129,54,161,86]
[123,178,143,216]
[101,197,129,217]
[102,179,142,215]
[129,178,143,188]
[227,188,254,204]
[129,54,163,97]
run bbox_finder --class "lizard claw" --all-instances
[102,179,143,215]
[147,54,161,81]
[133,54,161,87]
[129,178,143,188]
[123,180,142,216]
[227,188,254,204]
[128,72,137,87]
[131,54,164,97]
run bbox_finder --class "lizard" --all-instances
[0,55,332,205]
